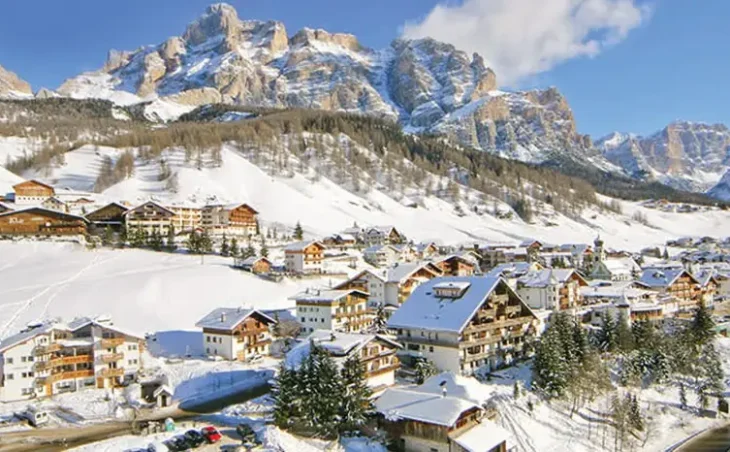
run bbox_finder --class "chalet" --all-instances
[322,233,357,249]
[459,250,482,268]
[0,201,13,214]
[516,269,588,311]
[195,308,276,361]
[434,255,476,277]
[519,239,543,252]
[394,244,419,262]
[375,373,511,452]
[234,256,273,275]
[284,240,325,274]
[364,245,400,267]
[486,262,544,288]
[85,202,129,232]
[295,289,372,333]
[580,282,667,324]
[590,258,641,281]
[0,316,144,402]
[694,270,719,306]
[336,262,443,307]
[286,330,401,390]
[40,197,67,212]
[201,203,258,237]
[13,180,55,205]
[415,242,439,260]
[388,277,539,375]
[0,208,88,236]
[124,201,176,235]
[639,268,701,310]
[169,205,202,233]
[364,226,406,245]
[559,244,593,270]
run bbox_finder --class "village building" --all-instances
[363,226,406,245]
[195,308,276,361]
[234,256,273,275]
[294,289,373,333]
[515,269,588,311]
[394,244,419,262]
[284,240,325,274]
[40,197,68,212]
[85,202,129,233]
[639,267,701,311]
[434,255,477,277]
[286,330,401,390]
[364,244,401,267]
[590,257,642,281]
[12,180,55,205]
[375,372,510,452]
[388,277,539,375]
[201,203,258,237]
[169,205,202,234]
[124,201,177,235]
[415,242,440,260]
[694,269,719,306]
[0,201,13,214]
[335,262,442,307]
[486,262,544,289]
[580,281,669,324]
[0,316,144,402]
[321,233,357,249]
[0,207,88,236]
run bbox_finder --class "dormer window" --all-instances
[433,281,471,299]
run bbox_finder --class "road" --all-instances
[675,422,730,452]
[0,380,271,452]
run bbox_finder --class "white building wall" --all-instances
[384,283,400,306]
[203,332,235,360]
[297,304,334,333]
[366,370,395,388]
[0,339,43,402]
[366,277,385,306]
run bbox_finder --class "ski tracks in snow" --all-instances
[0,252,118,338]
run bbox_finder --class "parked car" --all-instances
[236,423,258,444]
[184,429,206,448]
[247,354,263,363]
[16,407,49,427]
[201,426,222,443]
[165,436,193,451]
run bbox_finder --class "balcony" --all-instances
[99,353,124,364]
[34,343,62,355]
[490,294,509,304]
[459,335,502,349]
[400,335,457,349]
[100,338,125,348]
[505,305,522,315]
[245,339,273,352]
[465,317,531,334]
[366,363,400,378]
[98,368,125,378]
[48,369,94,383]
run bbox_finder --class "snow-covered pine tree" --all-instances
[679,382,687,409]
[628,395,644,431]
[273,362,300,428]
[199,230,213,253]
[102,226,114,247]
[339,354,373,433]
[372,304,388,334]
[261,241,269,258]
[230,237,240,258]
[615,311,634,353]
[149,230,163,251]
[294,221,304,240]
[414,357,438,384]
[220,234,230,257]
[688,303,716,347]
[166,225,177,251]
[119,224,128,247]
[597,312,617,353]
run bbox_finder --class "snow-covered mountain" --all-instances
[708,169,730,202]
[53,3,603,166]
[598,121,730,195]
[0,64,32,99]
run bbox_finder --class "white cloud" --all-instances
[402,0,652,86]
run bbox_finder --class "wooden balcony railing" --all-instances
[100,338,125,348]
[366,363,400,378]
[34,343,62,355]
[98,368,125,378]
[46,369,94,383]
[99,353,124,364]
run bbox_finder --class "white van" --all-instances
[17,407,49,427]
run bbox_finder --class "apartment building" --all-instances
[284,240,325,274]
[201,203,258,237]
[169,205,202,233]
[295,289,373,333]
[515,269,588,311]
[124,201,177,235]
[195,308,276,361]
[0,317,144,402]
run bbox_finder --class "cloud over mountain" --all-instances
[402,0,651,86]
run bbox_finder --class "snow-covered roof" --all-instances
[415,242,437,252]
[385,262,440,283]
[153,385,173,398]
[124,201,176,216]
[487,262,537,278]
[387,276,525,333]
[286,330,400,369]
[518,269,576,288]
[374,387,480,427]
[195,307,275,330]
[364,244,397,254]
[599,258,640,276]
[294,289,368,304]
[451,420,511,452]
[67,316,144,339]
[239,256,270,266]
[367,225,397,235]
[418,372,492,405]
[284,240,323,251]
[0,206,89,222]
[0,321,58,353]
[639,268,695,289]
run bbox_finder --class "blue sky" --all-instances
[0,0,728,138]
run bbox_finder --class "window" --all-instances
[301,318,306,323]
[321,318,325,323]
[27,356,34,362]
[5,358,12,365]
[6,374,13,380]
[21,356,27,363]
[21,388,34,396]
[128,344,137,351]
[206,336,211,343]
[429,346,434,352]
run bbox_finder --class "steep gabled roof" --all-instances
[0,207,89,223]
[0,321,59,353]
[374,387,480,427]
[195,307,276,330]
[85,202,129,219]
[13,179,54,191]
[385,262,441,283]
[294,289,369,304]
[639,268,698,289]
[124,201,176,217]
[284,240,324,252]
[286,330,400,370]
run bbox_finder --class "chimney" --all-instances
[439,380,447,397]
[220,312,226,323]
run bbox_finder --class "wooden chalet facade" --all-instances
[0,208,88,236]
[124,202,176,235]
[85,202,129,232]
[195,308,276,361]
[201,203,258,237]
[13,180,55,205]
[296,289,373,333]
[640,268,701,311]
[388,277,539,376]
[169,205,202,233]
[234,256,273,275]
[435,255,476,277]
[285,240,325,274]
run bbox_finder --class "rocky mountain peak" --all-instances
[290,28,361,52]
[0,64,32,98]
[102,49,134,72]
[182,2,243,52]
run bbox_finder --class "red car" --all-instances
[201,426,222,443]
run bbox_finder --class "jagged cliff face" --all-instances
[598,122,730,193]
[52,3,602,167]
[0,64,32,99]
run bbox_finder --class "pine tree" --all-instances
[272,312,281,337]
[119,224,127,247]
[260,241,269,258]
[414,357,438,384]
[273,362,299,428]
[243,242,256,259]
[513,381,521,399]
[220,234,230,257]
[339,354,373,432]
[615,311,634,353]
[166,225,177,251]
[294,221,304,240]
[102,226,114,247]
[688,303,716,347]
[255,219,260,236]
[150,230,163,251]
[186,232,200,254]
[230,237,240,258]
[597,312,617,352]
[372,304,388,334]
[628,395,644,431]
[199,230,213,253]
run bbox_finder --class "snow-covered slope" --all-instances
[598,122,730,195]
[708,169,730,201]
[0,64,32,99]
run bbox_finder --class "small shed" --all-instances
[154,385,173,408]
